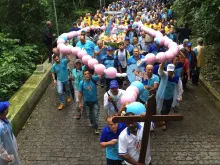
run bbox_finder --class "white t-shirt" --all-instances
[118,122,153,165]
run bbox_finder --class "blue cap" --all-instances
[0,101,10,114]
[125,36,130,40]
[185,42,192,47]
[107,46,114,51]
[110,80,119,89]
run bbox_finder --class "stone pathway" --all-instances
[17,83,220,165]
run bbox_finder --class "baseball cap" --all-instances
[107,46,114,51]
[185,42,192,47]
[167,64,175,72]
[125,36,130,41]
[0,101,10,114]
[109,80,119,89]
[183,39,189,44]
[75,59,82,64]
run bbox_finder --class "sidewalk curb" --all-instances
[199,75,220,105]
[8,60,52,136]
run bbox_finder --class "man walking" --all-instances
[118,112,153,165]
[100,115,127,165]
[0,102,22,165]
[104,80,125,115]
[52,54,72,110]
[78,69,100,134]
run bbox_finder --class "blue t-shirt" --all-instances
[94,46,107,62]
[100,123,127,160]
[140,74,159,102]
[167,33,177,42]
[148,43,158,55]
[79,76,99,102]
[125,44,134,56]
[51,59,68,82]
[70,27,80,32]
[103,55,120,69]
[164,75,179,100]
[72,67,84,90]
[127,55,145,68]
[76,40,96,57]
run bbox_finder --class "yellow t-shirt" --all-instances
[92,20,100,27]
[164,25,173,34]
[153,23,162,31]
[84,17,91,26]
[144,23,153,28]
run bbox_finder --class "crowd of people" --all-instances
[0,0,206,165]
[47,0,206,165]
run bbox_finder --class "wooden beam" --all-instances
[112,115,184,123]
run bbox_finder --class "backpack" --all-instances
[115,50,129,63]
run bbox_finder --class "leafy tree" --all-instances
[0,33,39,101]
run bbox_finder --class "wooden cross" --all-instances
[112,91,184,163]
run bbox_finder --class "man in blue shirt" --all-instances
[94,40,107,63]
[76,35,96,57]
[78,69,100,134]
[103,46,122,90]
[124,36,134,56]
[0,102,22,165]
[52,54,71,110]
[70,22,80,32]
[139,65,159,107]
[148,42,166,55]
[156,63,183,131]
[100,115,126,165]
[127,47,145,68]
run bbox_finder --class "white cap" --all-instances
[167,64,175,72]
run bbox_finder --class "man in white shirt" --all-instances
[138,31,149,55]
[104,80,125,115]
[118,112,153,165]
[115,42,130,73]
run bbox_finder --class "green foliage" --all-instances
[0,33,38,101]
[173,0,220,90]
[173,0,220,46]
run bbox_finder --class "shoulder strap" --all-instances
[91,77,97,85]
[81,79,84,94]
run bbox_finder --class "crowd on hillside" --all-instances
[0,0,206,165]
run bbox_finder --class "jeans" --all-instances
[106,159,123,165]
[57,80,71,104]
[84,101,100,129]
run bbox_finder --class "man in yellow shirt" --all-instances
[84,13,91,26]
[92,15,100,27]
[153,20,162,31]
[193,37,206,85]
[164,23,173,35]
[144,20,153,28]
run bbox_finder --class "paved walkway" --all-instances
[17,83,220,165]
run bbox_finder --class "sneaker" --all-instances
[67,97,71,103]
[88,123,93,127]
[58,104,64,110]
[95,129,100,135]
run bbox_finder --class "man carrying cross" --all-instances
[112,91,183,164]
[118,112,153,165]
